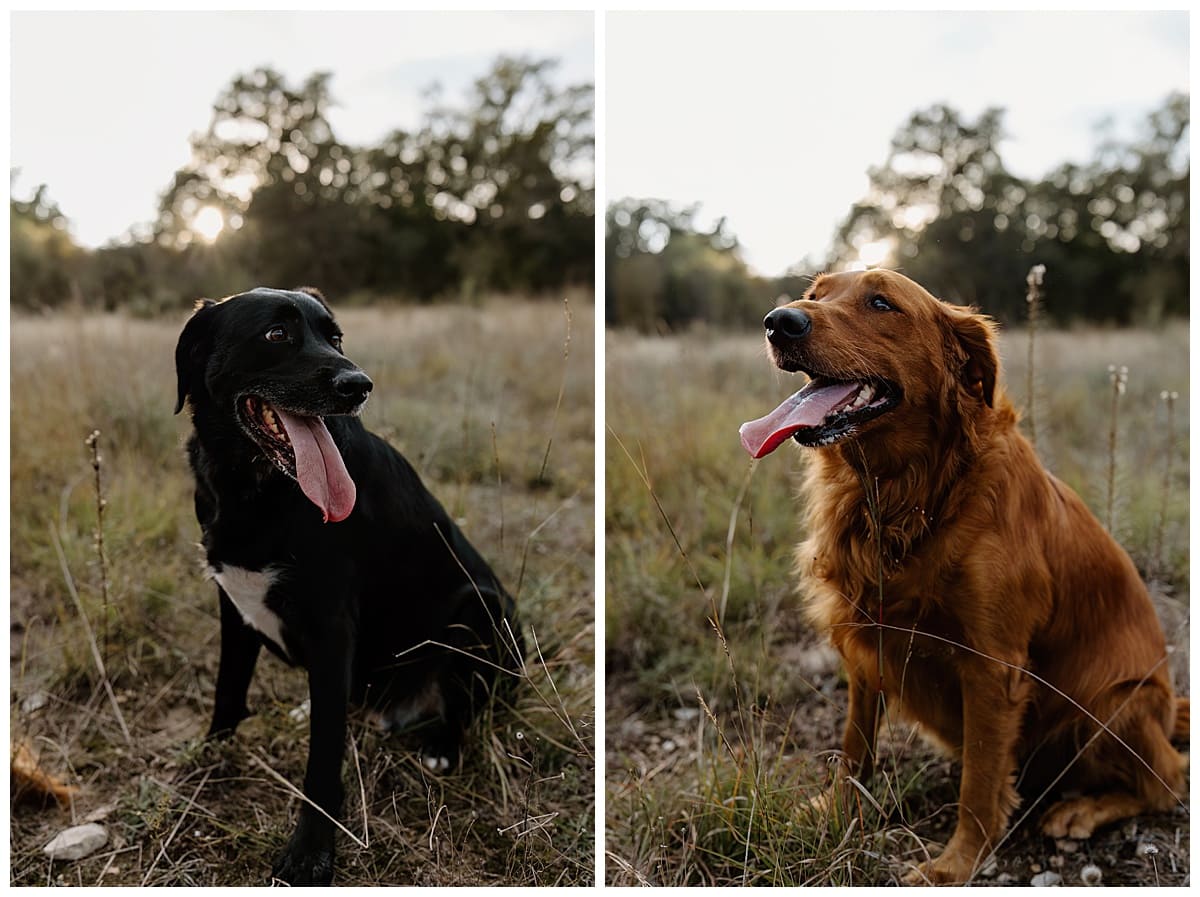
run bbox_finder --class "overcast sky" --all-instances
[607,10,1189,276]
[11,11,594,248]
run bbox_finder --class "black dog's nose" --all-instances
[333,369,374,402]
[764,306,811,344]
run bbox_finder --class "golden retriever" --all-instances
[739,269,1187,884]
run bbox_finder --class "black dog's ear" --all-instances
[945,304,998,407]
[294,285,330,309]
[175,298,218,414]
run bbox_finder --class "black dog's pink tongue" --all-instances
[275,409,356,522]
[739,381,859,458]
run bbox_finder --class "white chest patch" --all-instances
[209,565,288,655]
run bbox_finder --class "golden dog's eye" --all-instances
[265,326,288,342]
[869,295,896,312]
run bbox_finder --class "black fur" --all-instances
[175,287,523,885]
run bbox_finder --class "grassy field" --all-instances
[10,293,595,886]
[605,320,1189,886]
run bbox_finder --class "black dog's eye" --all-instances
[330,334,343,350]
[869,295,896,312]
[265,326,289,343]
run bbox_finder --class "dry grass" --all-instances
[10,292,595,886]
[604,320,1189,886]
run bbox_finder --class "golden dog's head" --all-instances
[740,269,999,459]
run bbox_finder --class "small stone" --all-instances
[661,739,676,753]
[82,802,118,823]
[288,699,311,723]
[1031,870,1062,887]
[21,691,49,713]
[1031,863,1043,873]
[672,707,700,722]
[1080,864,1103,885]
[43,823,108,861]
[1055,839,1078,854]
[996,873,1017,884]
[1049,854,1065,869]
[978,859,999,878]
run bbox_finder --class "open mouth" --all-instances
[739,373,899,458]
[239,395,357,522]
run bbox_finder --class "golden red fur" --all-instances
[751,269,1187,883]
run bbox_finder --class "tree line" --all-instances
[607,93,1188,331]
[12,56,594,314]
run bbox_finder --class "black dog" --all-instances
[174,287,523,885]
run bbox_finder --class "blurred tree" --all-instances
[607,94,1188,331]
[605,199,758,330]
[829,105,1034,316]
[826,94,1189,324]
[418,56,595,295]
[10,179,85,309]
[148,58,593,305]
[14,57,595,313]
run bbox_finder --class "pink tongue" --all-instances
[275,409,357,522]
[739,381,860,458]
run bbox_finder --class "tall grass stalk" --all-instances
[85,429,111,672]
[49,522,132,747]
[1153,390,1179,579]
[1025,264,1045,452]
[1105,364,1128,532]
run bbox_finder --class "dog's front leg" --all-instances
[206,589,261,739]
[810,663,880,814]
[905,659,1025,885]
[271,618,352,886]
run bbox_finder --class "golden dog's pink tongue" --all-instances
[275,409,356,522]
[739,381,859,458]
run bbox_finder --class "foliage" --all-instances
[11,57,594,314]
[607,93,1189,331]
[605,199,753,330]
[10,181,87,309]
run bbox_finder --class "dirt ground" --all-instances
[606,614,1190,887]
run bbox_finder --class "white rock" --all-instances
[43,823,108,861]
[1080,864,1103,885]
[1031,871,1062,887]
[21,691,49,713]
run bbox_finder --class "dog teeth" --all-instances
[261,406,288,441]
[843,383,875,412]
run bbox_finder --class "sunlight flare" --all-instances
[192,206,225,243]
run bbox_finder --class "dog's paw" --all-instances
[901,843,981,886]
[901,855,970,886]
[421,753,451,773]
[271,830,335,886]
[803,782,857,819]
[1039,796,1101,840]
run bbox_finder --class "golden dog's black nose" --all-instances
[764,306,811,344]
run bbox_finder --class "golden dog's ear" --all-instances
[946,306,998,407]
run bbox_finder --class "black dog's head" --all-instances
[175,286,373,522]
